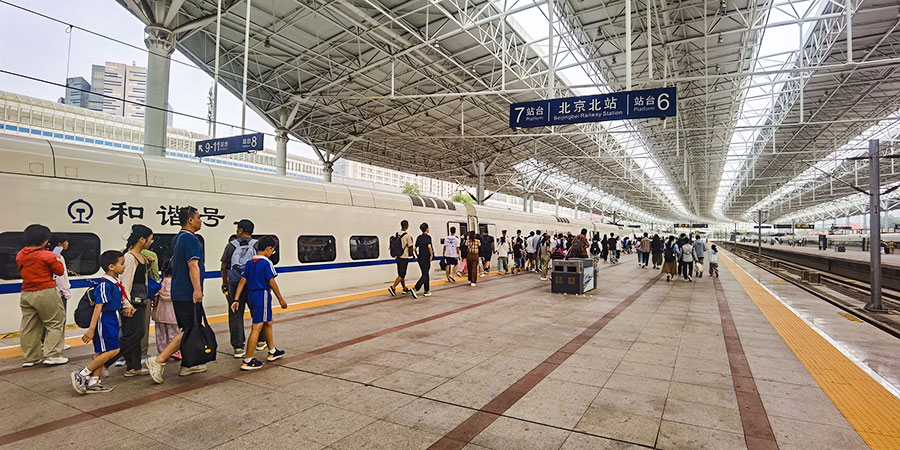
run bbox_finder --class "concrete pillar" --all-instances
[275,129,288,176]
[143,25,176,157]
[555,199,560,216]
[523,193,530,212]
[324,162,334,182]
[476,162,485,205]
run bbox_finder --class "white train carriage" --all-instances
[0,134,629,333]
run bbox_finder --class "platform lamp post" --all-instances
[756,210,768,259]
[866,139,888,312]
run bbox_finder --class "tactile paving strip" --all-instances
[722,253,900,450]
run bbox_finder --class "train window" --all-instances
[297,236,336,263]
[0,232,100,280]
[409,195,424,207]
[227,235,280,265]
[149,233,205,268]
[349,236,379,260]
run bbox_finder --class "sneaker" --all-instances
[114,358,126,367]
[256,341,267,351]
[423,292,432,297]
[22,360,39,367]
[267,349,285,362]
[241,358,263,371]
[233,348,246,358]
[85,381,114,394]
[179,364,208,377]
[63,344,72,350]
[43,357,69,365]
[470,283,476,287]
[388,286,397,297]
[70,370,87,395]
[540,277,547,281]
[410,289,418,299]
[123,368,150,377]
[147,357,165,384]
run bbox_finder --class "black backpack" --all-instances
[664,243,676,262]
[389,232,407,258]
[590,241,601,255]
[74,279,113,328]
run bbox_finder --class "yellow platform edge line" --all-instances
[0,272,499,360]
[721,253,900,450]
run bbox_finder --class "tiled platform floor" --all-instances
[0,253,885,449]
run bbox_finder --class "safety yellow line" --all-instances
[0,271,499,360]
[721,254,900,450]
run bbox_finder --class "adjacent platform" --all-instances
[1,254,898,450]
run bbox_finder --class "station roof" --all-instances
[118,0,900,225]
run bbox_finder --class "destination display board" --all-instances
[795,224,815,229]
[509,87,677,129]
[773,224,793,229]
[195,132,264,157]
[673,223,691,228]
[691,224,708,228]
[754,225,773,229]
[627,224,642,228]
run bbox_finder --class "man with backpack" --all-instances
[389,220,416,299]
[221,219,258,358]
[568,228,590,259]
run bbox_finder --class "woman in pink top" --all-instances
[151,260,180,359]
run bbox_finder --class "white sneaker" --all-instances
[423,292,432,297]
[233,348,245,358]
[63,344,72,350]
[470,283,476,287]
[147,357,165,384]
[43,357,69,365]
[540,277,547,281]
[114,358,126,367]
[22,360,39,367]
[179,364,208,377]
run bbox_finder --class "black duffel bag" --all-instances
[180,304,218,367]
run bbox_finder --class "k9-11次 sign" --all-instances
[509,87,677,129]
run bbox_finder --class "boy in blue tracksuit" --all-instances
[71,250,127,394]
[232,236,288,370]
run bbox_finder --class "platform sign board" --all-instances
[773,224,793,229]
[691,224,708,228]
[509,87,677,129]
[754,225,772,229]
[673,223,692,228]
[627,224,642,228]
[195,132,264,158]
[795,224,815,229]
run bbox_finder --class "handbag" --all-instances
[180,304,218,367]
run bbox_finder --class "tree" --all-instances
[402,182,421,195]
[451,192,475,204]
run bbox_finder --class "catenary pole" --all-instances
[866,139,886,312]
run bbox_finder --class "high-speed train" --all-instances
[0,134,641,333]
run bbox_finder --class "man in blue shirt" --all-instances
[148,206,208,383]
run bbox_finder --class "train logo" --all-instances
[68,199,94,224]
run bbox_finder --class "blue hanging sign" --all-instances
[195,132,264,157]
[509,87,677,129]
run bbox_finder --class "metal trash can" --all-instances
[551,258,595,294]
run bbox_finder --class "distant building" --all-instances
[89,62,147,120]
[59,77,92,108]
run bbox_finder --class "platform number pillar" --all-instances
[143,25,176,157]
[866,139,887,312]
[275,129,288,176]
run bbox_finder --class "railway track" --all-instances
[723,243,900,339]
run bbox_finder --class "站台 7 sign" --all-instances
[509,87,677,129]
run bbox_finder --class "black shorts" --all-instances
[443,257,458,266]
[396,258,409,277]
[480,256,490,264]
[526,253,536,261]
[173,301,203,330]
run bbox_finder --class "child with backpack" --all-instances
[151,260,180,360]
[708,245,720,278]
[232,236,288,370]
[71,251,127,394]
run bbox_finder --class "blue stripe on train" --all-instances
[0,257,443,295]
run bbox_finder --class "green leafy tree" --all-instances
[402,182,421,195]
[451,192,475,204]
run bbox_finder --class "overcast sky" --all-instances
[0,0,316,158]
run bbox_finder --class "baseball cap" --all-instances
[234,219,255,233]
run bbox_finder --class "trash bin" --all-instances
[551,258,595,294]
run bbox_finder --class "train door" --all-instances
[448,221,468,238]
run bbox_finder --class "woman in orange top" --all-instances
[16,224,66,367]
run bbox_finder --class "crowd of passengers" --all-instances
[12,208,718,394]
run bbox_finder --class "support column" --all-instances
[143,25,175,157]
[275,129,288,176]
[866,140,886,312]
[523,192,531,212]
[555,199,560,216]
[323,162,334,183]
[528,195,534,213]
[476,161,485,205]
